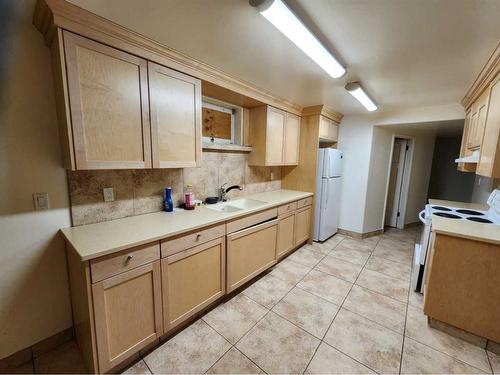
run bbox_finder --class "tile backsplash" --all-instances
[68,151,281,226]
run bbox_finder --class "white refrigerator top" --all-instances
[318,148,343,178]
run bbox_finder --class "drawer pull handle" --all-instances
[196,234,201,240]
[126,255,134,262]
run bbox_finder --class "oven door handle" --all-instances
[418,210,427,224]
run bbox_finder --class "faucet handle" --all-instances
[220,182,228,191]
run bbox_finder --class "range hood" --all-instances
[455,150,480,163]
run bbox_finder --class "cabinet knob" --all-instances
[126,255,134,262]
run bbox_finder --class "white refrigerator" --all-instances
[313,148,343,241]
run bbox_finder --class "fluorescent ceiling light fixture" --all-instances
[345,82,378,111]
[250,0,346,78]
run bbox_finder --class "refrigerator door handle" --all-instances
[325,180,329,204]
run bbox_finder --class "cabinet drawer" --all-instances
[90,242,160,283]
[161,224,225,257]
[278,201,297,216]
[296,196,313,209]
[226,208,278,234]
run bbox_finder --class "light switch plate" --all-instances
[33,192,49,210]
[103,187,114,202]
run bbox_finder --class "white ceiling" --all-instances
[381,119,465,137]
[68,0,500,115]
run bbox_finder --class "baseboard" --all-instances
[337,228,383,239]
[404,221,421,229]
[0,327,74,372]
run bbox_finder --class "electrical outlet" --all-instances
[103,187,114,202]
[33,192,49,210]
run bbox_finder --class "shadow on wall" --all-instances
[0,0,73,359]
[427,135,475,202]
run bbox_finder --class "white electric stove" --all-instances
[412,189,500,293]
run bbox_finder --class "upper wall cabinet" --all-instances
[476,73,500,177]
[149,62,201,168]
[318,115,339,142]
[52,31,201,170]
[63,31,152,170]
[248,106,300,166]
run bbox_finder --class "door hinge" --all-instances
[397,211,400,217]
[405,145,409,151]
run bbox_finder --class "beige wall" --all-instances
[0,0,73,359]
[68,152,281,226]
[338,104,461,234]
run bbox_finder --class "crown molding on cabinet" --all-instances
[32,0,304,115]
[461,42,500,110]
[301,105,344,123]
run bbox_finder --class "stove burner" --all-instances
[433,212,461,219]
[466,217,493,224]
[431,206,452,211]
[456,209,484,216]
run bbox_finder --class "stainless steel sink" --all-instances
[205,198,267,213]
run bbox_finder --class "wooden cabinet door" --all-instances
[162,238,225,331]
[92,261,162,372]
[294,206,312,246]
[148,62,202,168]
[457,110,477,172]
[319,116,339,142]
[63,31,151,169]
[227,220,278,292]
[277,212,295,259]
[469,90,489,150]
[477,73,500,177]
[283,113,300,165]
[265,107,285,165]
[466,105,479,150]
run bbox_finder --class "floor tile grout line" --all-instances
[303,238,381,374]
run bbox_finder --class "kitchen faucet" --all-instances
[219,183,243,202]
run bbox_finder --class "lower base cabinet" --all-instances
[161,237,225,331]
[92,261,163,373]
[226,220,278,292]
[277,212,295,259]
[294,206,312,246]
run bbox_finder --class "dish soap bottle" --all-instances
[163,187,173,212]
[184,184,195,210]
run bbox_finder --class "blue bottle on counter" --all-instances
[163,187,173,212]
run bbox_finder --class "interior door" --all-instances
[318,177,341,241]
[385,139,408,228]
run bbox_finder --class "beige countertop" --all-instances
[428,198,499,245]
[61,189,313,261]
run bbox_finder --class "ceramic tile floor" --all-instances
[13,227,499,374]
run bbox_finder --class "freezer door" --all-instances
[325,149,343,177]
[318,177,341,241]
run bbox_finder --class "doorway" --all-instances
[385,137,412,229]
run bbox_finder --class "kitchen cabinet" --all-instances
[226,220,278,292]
[319,116,339,142]
[457,110,477,172]
[277,212,295,259]
[52,31,202,170]
[466,89,489,150]
[248,105,300,166]
[424,233,500,342]
[149,62,202,168]
[92,261,163,372]
[63,31,152,170]
[162,237,225,331]
[476,73,500,177]
[283,113,301,165]
[294,205,312,246]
